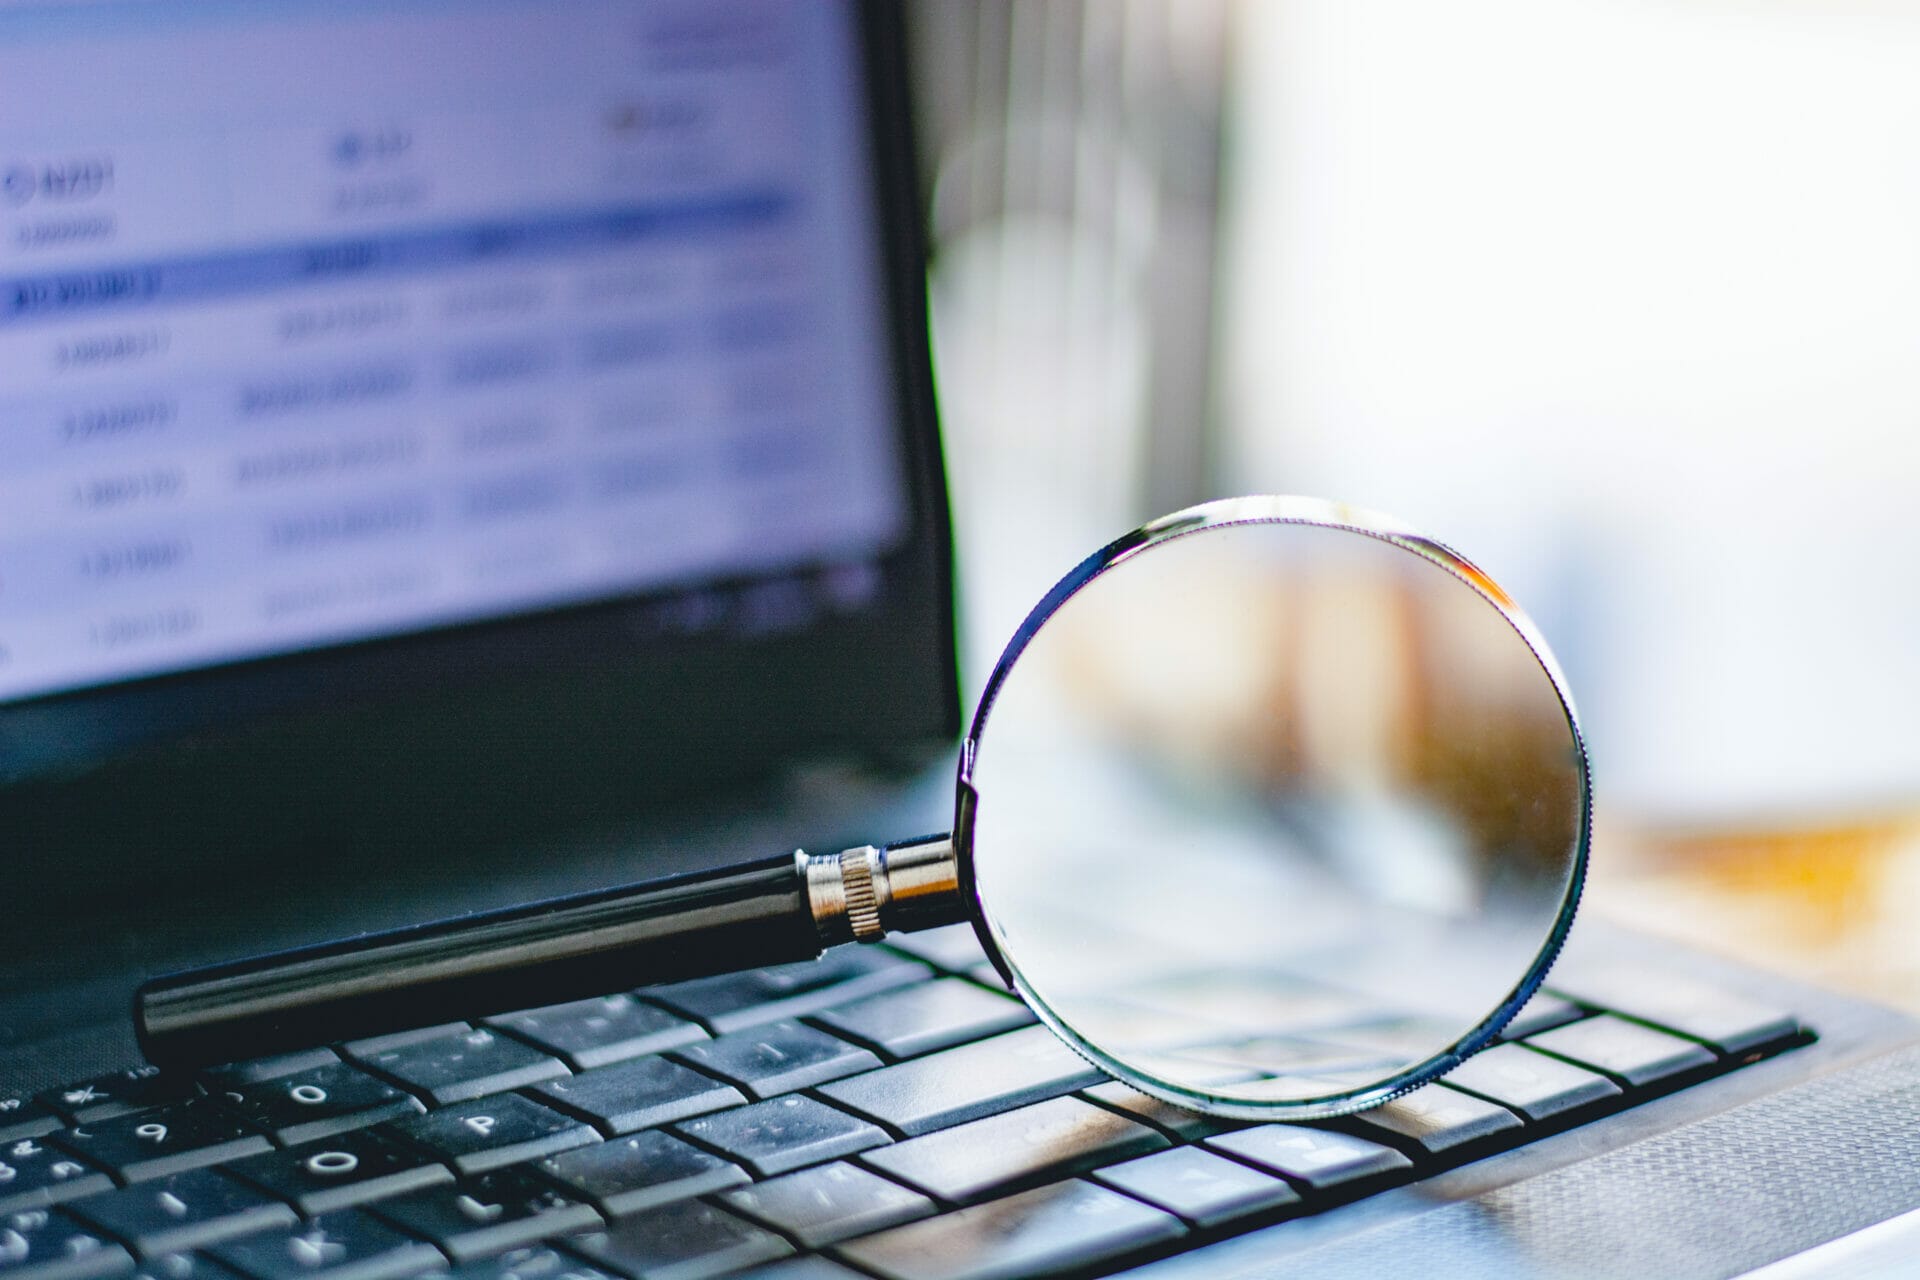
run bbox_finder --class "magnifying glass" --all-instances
[137,495,1589,1120]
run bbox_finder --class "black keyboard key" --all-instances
[1078,1082,1237,1142]
[488,996,708,1072]
[835,1179,1185,1280]
[201,1051,343,1089]
[0,1141,113,1216]
[209,1211,445,1280]
[669,1023,878,1100]
[440,1246,618,1280]
[810,980,1032,1060]
[212,1064,424,1147]
[529,1059,742,1137]
[224,1130,453,1216]
[878,924,991,976]
[0,1208,133,1280]
[1442,1042,1621,1122]
[1091,1146,1300,1228]
[675,1096,887,1180]
[672,1097,887,1189]
[536,1131,745,1217]
[722,1162,934,1248]
[1526,1015,1718,1087]
[860,1097,1165,1204]
[724,1261,865,1280]
[646,950,927,1034]
[384,1095,594,1177]
[130,1251,246,1280]
[36,1072,186,1127]
[815,1026,1102,1138]
[0,1103,59,1147]
[54,1102,269,1183]
[1498,994,1587,1041]
[562,1200,790,1280]
[368,1168,599,1264]
[1337,1084,1524,1157]
[1206,1125,1413,1193]
[65,1169,297,1255]
[346,1029,567,1108]
[340,1027,467,1057]
[1549,971,1800,1055]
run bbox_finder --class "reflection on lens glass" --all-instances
[963,500,1587,1117]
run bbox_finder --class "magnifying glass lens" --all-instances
[964,505,1587,1118]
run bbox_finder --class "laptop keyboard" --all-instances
[0,929,1812,1280]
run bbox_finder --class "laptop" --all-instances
[3,4,1917,1279]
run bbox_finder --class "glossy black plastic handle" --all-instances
[136,851,819,1068]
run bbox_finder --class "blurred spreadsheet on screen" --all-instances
[0,0,905,703]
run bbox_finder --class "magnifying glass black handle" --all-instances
[135,836,965,1070]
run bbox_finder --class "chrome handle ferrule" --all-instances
[803,834,964,945]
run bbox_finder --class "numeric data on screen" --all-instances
[0,0,905,701]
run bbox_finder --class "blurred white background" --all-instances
[914,0,1920,827]
[1221,0,1920,821]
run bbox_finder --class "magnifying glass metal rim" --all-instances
[952,494,1593,1120]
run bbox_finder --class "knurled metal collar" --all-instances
[840,847,884,942]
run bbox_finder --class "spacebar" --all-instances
[816,1026,1105,1137]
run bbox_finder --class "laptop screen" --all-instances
[0,1,952,786]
